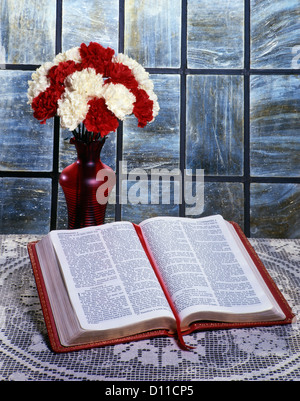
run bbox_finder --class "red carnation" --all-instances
[48,60,78,87]
[132,89,154,128]
[84,98,119,136]
[106,62,139,90]
[32,86,64,124]
[80,42,115,75]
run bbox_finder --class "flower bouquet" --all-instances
[28,41,159,139]
[27,42,159,228]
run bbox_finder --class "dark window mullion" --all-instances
[244,0,251,236]
[51,117,60,231]
[115,0,125,221]
[51,0,63,230]
[179,0,188,217]
[56,0,63,54]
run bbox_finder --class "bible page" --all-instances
[49,222,174,332]
[140,215,283,326]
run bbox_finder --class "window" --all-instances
[0,0,299,237]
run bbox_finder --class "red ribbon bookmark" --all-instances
[133,224,194,351]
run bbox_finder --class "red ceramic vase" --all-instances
[59,137,114,229]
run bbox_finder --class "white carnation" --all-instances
[57,68,105,131]
[65,68,104,98]
[53,52,66,64]
[53,46,81,65]
[64,47,82,63]
[57,91,90,131]
[27,61,53,104]
[102,83,136,120]
[149,92,160,121]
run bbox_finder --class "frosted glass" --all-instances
[250,75,300,177]
[125,0,181,68]
[187,0,244,68]
[186,75,244,176]
[62,0,119,51]
[123,74,180,171]
[251,0,300,69]
[0,0,56,64]
[195,182,244,228]
[121,180,179,223]
[0,178,51,234]
[0,71,53,172]
[250,183,300,238]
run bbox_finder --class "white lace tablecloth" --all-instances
[0,235,299,381]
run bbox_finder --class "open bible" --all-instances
[27,215,294,352]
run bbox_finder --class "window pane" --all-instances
[0,0,56,64]
[62,0,119,51]
[186,75,244,176]
[0,178,51,234]
[194,182,244,228]
[251,0,300,69]
[123,74,180,172]
[250,75,300,177]
[187,0,244,69]
[125,0,181,68]
[250,183,300,238]
[121,181,179,224]
[0,71,53,172]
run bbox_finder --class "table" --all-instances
[0,235,299,381]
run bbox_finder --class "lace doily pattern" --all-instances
[0,235,299,381]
